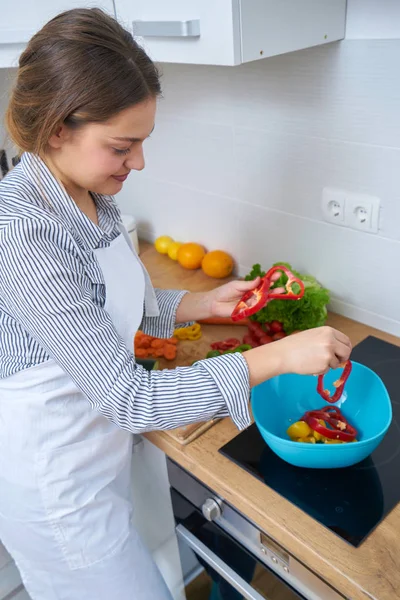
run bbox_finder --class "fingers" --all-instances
[333,329,352,349]
[334,339,352,364]
[269,272,281,283]
[235,277,260,291]
[270,286,286,295]
[329,356,341,370]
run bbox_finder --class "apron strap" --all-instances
[118,223,160,318]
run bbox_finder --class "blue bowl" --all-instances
[251,361,392,469]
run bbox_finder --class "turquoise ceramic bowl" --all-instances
[251,361,392,469]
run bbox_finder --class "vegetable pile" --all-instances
[287,360,356,444]
[244,262,330,334]
[134,331,178,361]
[287,406,358,444]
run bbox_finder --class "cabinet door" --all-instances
[114,0,241,66]
[0,1,115,68]
[240,0,346,63]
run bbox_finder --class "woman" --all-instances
[0,8,352,600]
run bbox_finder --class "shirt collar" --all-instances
[20,152,121,249]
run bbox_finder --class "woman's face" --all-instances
[47,98,156,197]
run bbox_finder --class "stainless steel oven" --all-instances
[168,459,346,600]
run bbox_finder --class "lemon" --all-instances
[167,241,183,261]
[155,235,174,255]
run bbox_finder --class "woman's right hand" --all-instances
[244,326,352,388]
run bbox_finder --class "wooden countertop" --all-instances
[139,241,400,600]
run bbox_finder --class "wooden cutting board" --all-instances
[163,419,220,445]
[139,240,248,445]
[154,335,244,445]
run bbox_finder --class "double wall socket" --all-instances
[322,187,381,234]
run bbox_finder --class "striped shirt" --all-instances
[0,153,250,432]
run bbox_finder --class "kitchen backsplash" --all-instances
[116,40,400,337]
[1,17,399,336]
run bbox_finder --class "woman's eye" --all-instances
[113,147,131,156]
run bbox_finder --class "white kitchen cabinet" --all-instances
[0,1,115,69]
[115,0,347,66]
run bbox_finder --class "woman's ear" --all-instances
[48,124,71,149]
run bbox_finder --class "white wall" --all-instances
[117,3,400,337]
[0,68,16,166]
[346,0,400,39]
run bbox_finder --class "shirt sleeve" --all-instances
[0,218,251,432]
[140,288,193,338]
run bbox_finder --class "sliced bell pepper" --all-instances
[231,265,305,322]
[174,323,202,341]
[302,405,357,442]
[317,360,352,403]
[206,349,222,358]
[210,338,241,351]
[205,344,252,360]
[231,277,271,322]
[264,266,305,300]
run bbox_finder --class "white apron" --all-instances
[0,228,172,600]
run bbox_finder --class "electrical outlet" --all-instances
[344,192,380,234]
[321,188,345,225]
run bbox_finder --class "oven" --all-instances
[168,458,346,600]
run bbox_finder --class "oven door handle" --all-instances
[176,524,268,600]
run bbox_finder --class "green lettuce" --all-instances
[245,262,330,334]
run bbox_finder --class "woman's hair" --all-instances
[6,8,161,156]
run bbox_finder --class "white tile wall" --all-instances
[0,68,16,165]
[117,38,400,336]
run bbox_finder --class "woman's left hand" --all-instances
[207,278,261,318]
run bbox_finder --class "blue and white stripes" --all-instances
[0,153,251,432]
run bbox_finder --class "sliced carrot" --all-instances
[153,348,165,358]
[166,337,178,345]
[139,338,152,349]
[164,345,177,360]
[151,339,165,349]
[135,348,148,358]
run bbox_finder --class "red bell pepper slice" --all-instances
[302,405,357,442]
[231,277,271,322]
[231,265,305,322]
[264,266,305,300]
[317,360,352,403]
[210,338,241,351]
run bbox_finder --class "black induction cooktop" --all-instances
[220,336,400,547]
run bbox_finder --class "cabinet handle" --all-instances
[176,524,268,600]
[0,30,34,44]
[132,19,200,38]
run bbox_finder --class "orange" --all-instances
[201,250,234,279]
[177,243,206,270]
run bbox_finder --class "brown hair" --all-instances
[6,8,161,156]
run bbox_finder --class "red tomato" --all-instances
[272,332,286,341]
[247,321,266,340]
[259,335,273,345]
[243,334,259,348]
[270,321,283,333]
